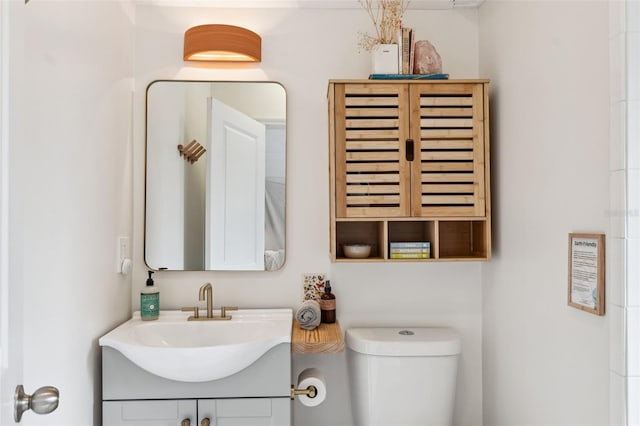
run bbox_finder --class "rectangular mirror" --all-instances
[145,81,286,271]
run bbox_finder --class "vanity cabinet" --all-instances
[101,345,291,426]
[103,399,195,425]
[103,398,289,425]
[328,79,491,261]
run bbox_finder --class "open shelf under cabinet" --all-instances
[334,218,489,262]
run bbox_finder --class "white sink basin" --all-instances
[99,309,292,382]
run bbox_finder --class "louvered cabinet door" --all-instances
[333,83,411,218]
[409,83,487,217]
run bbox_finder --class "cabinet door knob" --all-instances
[406,139,414,161]
[201,418,211,426]
[181,419,191,426]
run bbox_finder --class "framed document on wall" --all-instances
[568,233,605,316]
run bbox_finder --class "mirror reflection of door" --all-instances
[207,99,265,270]
[144,81,286,271]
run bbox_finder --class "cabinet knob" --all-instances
[201,418,211,426]
[181,419,191,426]
[405,139,414,161]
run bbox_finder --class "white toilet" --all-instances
[346,327,461,426]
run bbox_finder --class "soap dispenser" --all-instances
[141,270,159,321]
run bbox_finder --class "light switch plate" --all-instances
[117,236,130,273]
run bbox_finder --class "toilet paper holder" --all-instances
[290,385,317,400]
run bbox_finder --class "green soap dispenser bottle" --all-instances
[141,271,159,321]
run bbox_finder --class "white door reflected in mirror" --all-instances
[144,81,286,271]
[207,98,265,270]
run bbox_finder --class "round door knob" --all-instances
[201,418,211,426]
[14,385,59,422]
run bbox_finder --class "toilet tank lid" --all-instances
[346,327,461,356]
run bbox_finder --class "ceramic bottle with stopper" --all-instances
[320,280,336,324]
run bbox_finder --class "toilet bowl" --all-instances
[346,327,461,426]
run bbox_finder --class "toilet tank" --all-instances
[346,327,461,426]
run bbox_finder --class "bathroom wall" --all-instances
[11,1,135,424]
[478,1,610,425]
[4,1,618,425]
[133,5,484,425]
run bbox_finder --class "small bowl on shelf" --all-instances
[342,243,372,259]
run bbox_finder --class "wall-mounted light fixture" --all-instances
[183,24,261,62]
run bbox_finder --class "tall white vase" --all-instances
[371,44,399,74]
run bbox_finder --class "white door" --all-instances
[1,2,59,423]
[1,1,132,424]
[206,98,266,270]
[0,1,24,423]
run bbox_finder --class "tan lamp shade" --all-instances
[183,24,261,62]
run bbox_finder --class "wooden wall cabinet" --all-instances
[328,79,491,262]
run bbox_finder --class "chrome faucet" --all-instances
[198,282,214,319]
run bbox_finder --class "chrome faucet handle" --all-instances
[181,306,199,320]
[220,306,238,319]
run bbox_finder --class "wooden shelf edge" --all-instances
[291,320,345,354]
[334,256,488,262]
[328,78,490,84]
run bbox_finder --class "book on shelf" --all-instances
[401,27,412,74]
[389,247,430,253]
[390,252,431,259]
[389,241,431,258]
[397,28,403,74]
[408,29,416,73]
[369,73,449,80]
[389,241,431,248]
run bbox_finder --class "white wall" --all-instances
[133,5,484,425]
[15,1,134,424]
[478,1,610,425]
[5,0,619,424]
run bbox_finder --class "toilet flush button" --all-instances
[398,330,414,336]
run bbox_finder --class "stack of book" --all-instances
[389,242,431,259]
[398,26,415,75]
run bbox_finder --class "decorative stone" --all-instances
[413,40,443,75]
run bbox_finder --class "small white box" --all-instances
[371,44,399,74]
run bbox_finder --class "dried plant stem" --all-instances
[358,0,410,51]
